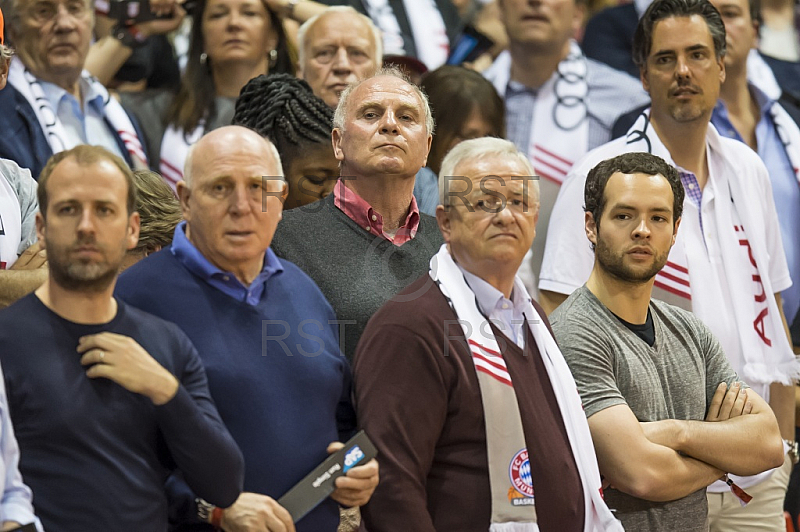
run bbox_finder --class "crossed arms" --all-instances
[589,382,784,502]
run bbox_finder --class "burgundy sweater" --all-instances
[354,274,586,532]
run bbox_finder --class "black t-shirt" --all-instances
[614,308,656,347]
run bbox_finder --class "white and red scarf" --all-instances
[623,110,800,387]
[8,59,147,168]
[430,245,622,532]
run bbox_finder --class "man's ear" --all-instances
[640,67,650,93]
[0,58,10,91]
[585,211,598,246]
[671,216,681,246]
[435,204,452,243]
[422,133,432,168]
[572,2,587,36]
[177,181,191,221]
[331,128,345,162]
[127,212,141,251]
[35,211,46,245]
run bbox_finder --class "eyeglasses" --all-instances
[27,0,90,23]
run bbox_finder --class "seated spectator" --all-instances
[233,73,339,209]
[415,64,504,215]
[0,0,148,178]
[121,0,293,186]
[120,169,182,270]
[295,6,381,108]
[116,126,378,531]
[0,145,244,531]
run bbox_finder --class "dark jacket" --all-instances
[0,82,147,179]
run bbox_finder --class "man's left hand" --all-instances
[327,441,379,507]
[10,241,47,270]
[78,332,179,405]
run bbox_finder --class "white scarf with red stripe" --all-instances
[8,59,148,169]
[623,110,800,387]
[430,244,622,532]
[158,121,205,190]
[485,40,589,186]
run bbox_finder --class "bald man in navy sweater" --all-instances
[116,126,379,532]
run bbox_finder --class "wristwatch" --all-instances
[112,23,147,49]
[195,497,216,523]
[785,439,799,465]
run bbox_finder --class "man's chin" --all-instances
[51,263,118,293]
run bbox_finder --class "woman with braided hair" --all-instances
[234,73,339,209]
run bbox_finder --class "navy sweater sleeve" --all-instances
[153,326,244,507]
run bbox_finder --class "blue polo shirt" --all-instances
[171,221,283,305]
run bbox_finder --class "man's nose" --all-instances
[228,185,253,214]
[379,111,399,133]
[675,55,691,78]
[492,202,514,224]
[331,48,352,73]
[632,217,651,238]
[53,3,79,30]
[77,209,97,234]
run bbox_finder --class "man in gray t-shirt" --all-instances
[550,152,784,530]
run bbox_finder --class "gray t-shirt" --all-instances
[551,285,739,531]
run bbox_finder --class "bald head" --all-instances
[177,125,289,284]
[183,126,285,188]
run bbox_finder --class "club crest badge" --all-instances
[507,448,535,505]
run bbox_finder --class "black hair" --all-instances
[632,0,726,70]
[584,152,685,247]
[233,73,333,167]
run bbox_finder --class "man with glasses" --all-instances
[352,137,621,532]
[0,0,148,178]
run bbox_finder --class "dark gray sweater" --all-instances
[271,194,444,361]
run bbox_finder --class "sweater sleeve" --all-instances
[354,323,448,532]
[155,330,244,508]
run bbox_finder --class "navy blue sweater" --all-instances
[116,249,355,531]
[0,294,243,532]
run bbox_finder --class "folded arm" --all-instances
[638,385,783,476]
[588,404,724,502]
